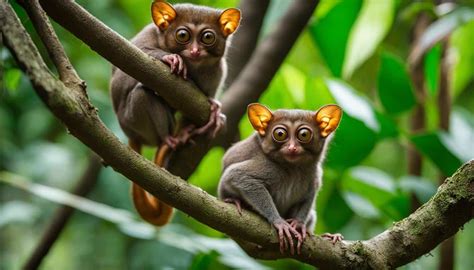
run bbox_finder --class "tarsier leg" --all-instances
[223,198,243,215]
[192,98,226,138]
[322,233,344,244]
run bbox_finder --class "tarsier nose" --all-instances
[288,145,297,153]
[190,48,200,57]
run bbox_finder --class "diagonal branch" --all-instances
[36,0,210,126]
[223,0,270,87]
[18,0,82,90]
[2,3,473,269]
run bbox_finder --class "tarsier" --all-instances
[110,0,240,226]
[218,103,344,254]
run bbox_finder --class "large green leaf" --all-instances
[3,68,22,93]
[424,44,442,96]
[343,0,396,79]
[450,20,474,99]
[309,0,363,77]
[411,132,463,176]
[326,114,377,169]
[398,176,437,203]
[377,53,416,114]
[440,108,474,162]
[342,192,380,219]
[410,7,474,64]
[321,186,353,231]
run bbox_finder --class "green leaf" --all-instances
[260,72,296,109]
[280,64,306,106]
[3,68,22,93]
[303,77,336,111]
[321,188,353,231]
[411,132,463,175]
[377,53,416,114]
[326,114,377,169]
[326,79,379,131]
[411,7,474,63]
[375,111,399,139]
[424,44,442,96]
[398,176,437,203]
[450,20,474,98]
[309,0,363,77]
[343,0,395,79]
[342,192,380,219]
[440,108,474,162]
[341,166,396,206]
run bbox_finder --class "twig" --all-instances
[23,154,102,270]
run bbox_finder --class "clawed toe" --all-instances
[322,233,344,244]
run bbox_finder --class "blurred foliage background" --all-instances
[1,0,473,269]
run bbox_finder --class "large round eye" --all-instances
[201,30,216,45]
[272,127,288,142]
[297,127,313,143]
[175,29,191,44]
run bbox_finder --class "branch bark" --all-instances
[2,2,473,269]
[223,0,270,88]
[37,0,210,126]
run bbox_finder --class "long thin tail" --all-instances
[129,140,174,226]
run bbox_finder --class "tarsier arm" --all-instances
[289,189,316,223]
[234,179,282,223]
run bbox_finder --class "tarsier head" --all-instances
[151,0,240,65]
[248,103,343,164]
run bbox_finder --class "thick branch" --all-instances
[37,0,210,126]
[2,3,473,269]
[223,0,270,87]
[24,154,102,270]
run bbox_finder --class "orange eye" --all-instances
[272,127,288,142]
[201,30,216,45]
[297,128,312,143]
[175,28,190,44]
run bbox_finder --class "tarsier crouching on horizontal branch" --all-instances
[218,104,344,254]
[110,0,240,226]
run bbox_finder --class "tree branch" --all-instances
[223,0,270,87]
[36,0,210,126]
[18,0,82,90]
[2,2,473,269]
[23,154,102,270]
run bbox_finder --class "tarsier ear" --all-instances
[248,103,273,136]
[151,0,177,31]
[218,8,241,37]
[314,105,342,137]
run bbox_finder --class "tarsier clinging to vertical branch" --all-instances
[110,0,240,226]
[218,103,344,254]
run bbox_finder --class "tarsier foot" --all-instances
[286,218,308,254]
[164,135,180,150]
[322,233,344,244]
[192,98,226,138]
[223,198,243,215]
[273,219,302,255]
[161,54,187,79]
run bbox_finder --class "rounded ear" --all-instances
[151,0,177,31]
[218,8,241,37]
[313,105,342,137]
[248,103,273,136]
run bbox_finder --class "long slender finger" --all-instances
[283,227,295,255]
[278,228,285,254]
[177,56,184,75]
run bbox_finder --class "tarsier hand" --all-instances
[286,218,311,254]
[161,54,187,79]
[273,219,302,255]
